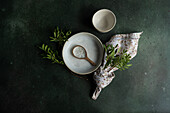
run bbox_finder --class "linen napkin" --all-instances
[92,32,143,100]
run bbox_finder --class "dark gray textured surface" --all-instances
[0,0,170,112]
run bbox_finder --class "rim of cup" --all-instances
[92,9,116,33]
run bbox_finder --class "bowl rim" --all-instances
[62,32,104,75]
[92,9,116,33]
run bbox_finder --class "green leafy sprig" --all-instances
[104,44,132,71]
[49,27,71,45]
[39,27,71,65]
[39,44,64,64]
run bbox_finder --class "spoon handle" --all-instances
[85,57,96,66]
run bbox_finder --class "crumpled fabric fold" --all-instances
[92,32,143,100]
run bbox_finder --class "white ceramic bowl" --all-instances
[92,9,116,33]
[62,32,104,75]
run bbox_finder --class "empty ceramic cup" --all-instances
[92,9,116,33]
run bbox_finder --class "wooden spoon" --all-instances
[72,45,96,66]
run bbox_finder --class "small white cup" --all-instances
[92,9,116,33]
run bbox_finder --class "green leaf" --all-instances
[48,48,50,52]
[114,49,117,53]
[110,50,115,58]
[49,37,54,39]
[47,55,51,59]
[57,27,59,31]
[61,31,64,36]
[54,31,56,37]
[122,67,125,70]
[53,53,55,58]
[42,44,45,49]
[39,46,42,49]
[45,45,48,51]
[127,64,132,67]
[103,45,106,52]
[117,47,121,53]
[115,44,118,48]
[66,31,71,36]
[52,56,54,60]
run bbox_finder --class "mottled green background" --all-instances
[0,0,170,113]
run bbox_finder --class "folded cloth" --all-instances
[92,32,143,100]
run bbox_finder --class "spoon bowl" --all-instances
[72,45,96,66]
